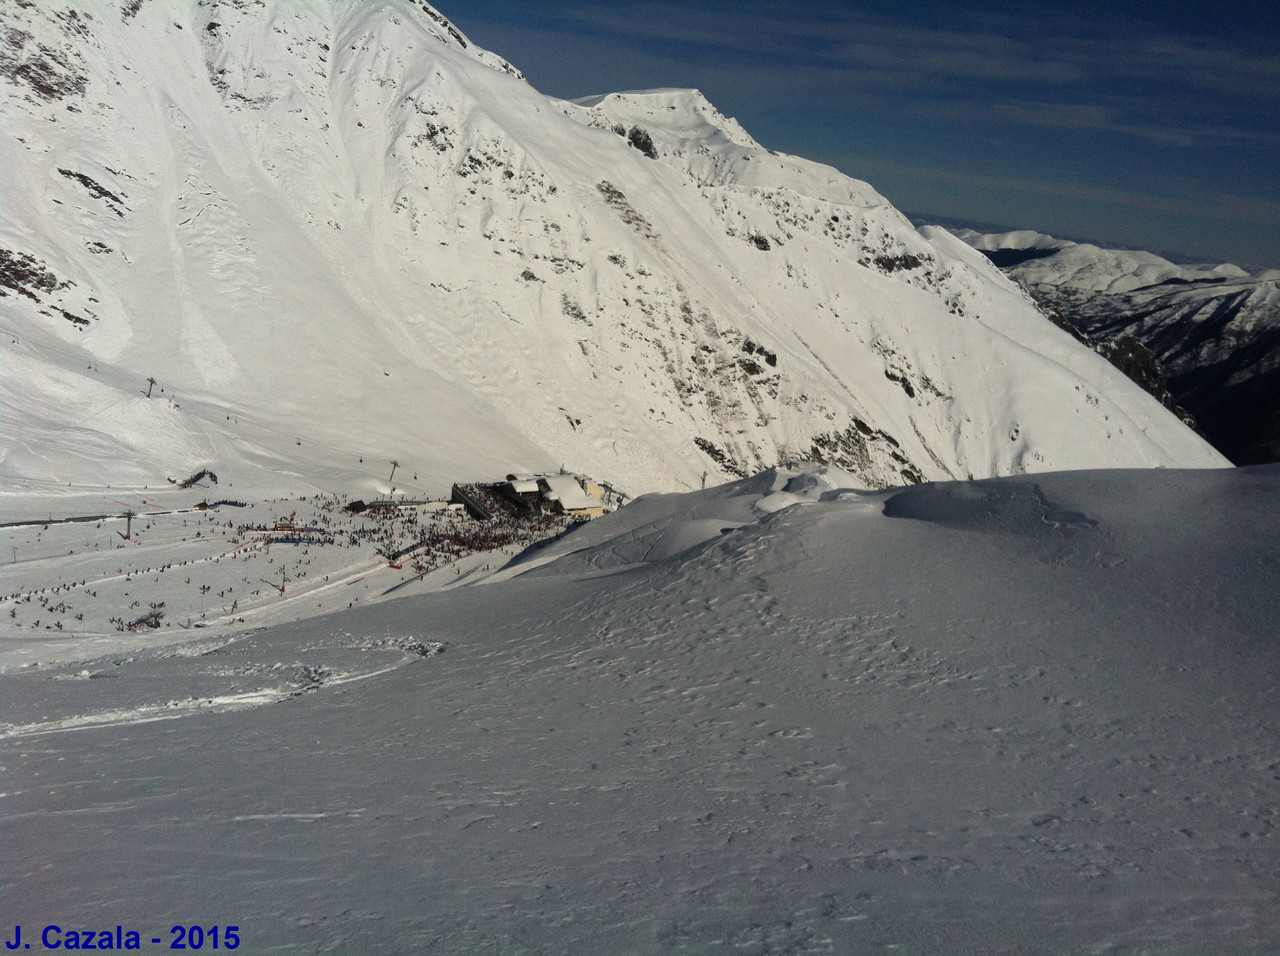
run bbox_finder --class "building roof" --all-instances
[538,475,602,512]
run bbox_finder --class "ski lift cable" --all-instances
[0,323,423,481]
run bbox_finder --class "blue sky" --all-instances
[448,1,1280,269]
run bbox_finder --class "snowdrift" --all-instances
[4,463,1278,953]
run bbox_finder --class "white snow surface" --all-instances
[1,5,1272,952]
[0,0,1226,514]
[951,228,1256,295]
[949,227,1280,463]
[3,462,1279,953]
[950,227,1280,358]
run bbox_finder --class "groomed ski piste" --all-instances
[2,1,1276,952]
[3,462,1279,954]
[0,483,586,673]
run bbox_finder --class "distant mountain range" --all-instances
[3,10,1276,948]
[0,0,1226,503]
[952,229,1280,464]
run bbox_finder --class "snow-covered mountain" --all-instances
[954,229,1280,465]
[4,7,1275,947]
[1,0,1225,506]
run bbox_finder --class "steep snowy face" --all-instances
[955,229,1280,464]
[0,1,1226,502]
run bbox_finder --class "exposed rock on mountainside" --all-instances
[1043,307,1199,432]
[0,1,1225,502]
[956,229,1279,464]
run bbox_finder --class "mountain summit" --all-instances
[0,0,1226,499]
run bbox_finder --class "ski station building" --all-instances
[451,473,610,521]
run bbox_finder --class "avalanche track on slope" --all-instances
[1,0,1226,508]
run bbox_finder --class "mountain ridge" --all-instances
[1,0,1227,506]
[951,227,1280,464]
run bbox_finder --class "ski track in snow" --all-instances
[2,464,1278,954]
[0,1,1271,952]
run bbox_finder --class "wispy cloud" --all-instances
[844,154,1280,227]
[907,100,1280,148]
[513,1,1280,147]
[451,0,1279,264]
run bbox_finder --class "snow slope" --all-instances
[0,0,1225,511]
[955,228,1252,294]
[954,229,1280,464]
[4,463,1278,953]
